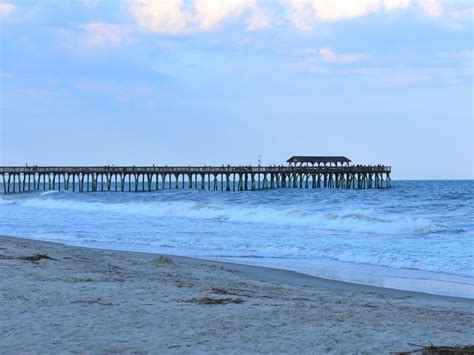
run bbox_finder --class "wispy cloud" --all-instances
[449,6,474,21]
[0,71,14,79]
[383,0,411,12]
[79,0,100,9]
[319,47,370,63]
[291,46,473,89]
[56,21,133,54]
[437,50,474,62]
[291,60,472,88]
[82,22,131,47]
[290,47,372,77]
[366,65,473,87]
[246,5,272,30]
[419,0,444,18]
[0,2,15,18]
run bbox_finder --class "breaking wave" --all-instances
[19,197,443,235]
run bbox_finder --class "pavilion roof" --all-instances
[286,156,351,164]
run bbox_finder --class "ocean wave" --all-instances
[0,198,15,205]
[320,249,474,278]
[18,197,443,235]
[40,190,69,196]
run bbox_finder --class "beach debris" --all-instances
[70,298,113,306]
[210,287,254,297]
[20,254,55,262]
[175,280,195,288]
[396,343,474,354]
[152,256,176,266]
[0,329,15,340]
[187,297,244,305]
[211,288,231,295]
[381,294,395,308]
[0,253,56,262]
[107,262,122,273]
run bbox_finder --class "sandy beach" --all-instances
[0,235,473,354]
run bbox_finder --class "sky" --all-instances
[0,0,472,179]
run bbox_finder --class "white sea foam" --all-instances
[40,190,62,196]
[19,198,441,235]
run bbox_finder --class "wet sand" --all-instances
[0,235,473,353]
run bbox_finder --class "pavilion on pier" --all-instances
[286,156,351,167]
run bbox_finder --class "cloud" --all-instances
[286,0,384,30]
[419,0,443,18]
[129,0,270,34]
[319,47,370,63]
[0,2,15,18]
[292,47,371,73]
[246,6,272,30]
[124,0,468,35]
[310,0,381,22]
[193,0,254,30]
[285,0,455,31]
[129,0,189,35]
[442,4,473,29]
[383,0,411,11]
[437,50,474,62]
[80,0,100,9]
[449,6,474,21]
[291,60,472,88]
[82,22,130,47]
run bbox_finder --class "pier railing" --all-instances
[0,165,391,174]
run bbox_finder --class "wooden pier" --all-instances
[0,156,391,194]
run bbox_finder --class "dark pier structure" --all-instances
[0,156,391,194]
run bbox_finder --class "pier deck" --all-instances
[0,164,391,194]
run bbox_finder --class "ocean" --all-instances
[1,180,473,298]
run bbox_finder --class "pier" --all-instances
[0,156,391,194]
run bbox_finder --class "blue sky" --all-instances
[0,0,472,179]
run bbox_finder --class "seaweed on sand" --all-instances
[0,254,56,262]
[395,344,474,355]
[187,297,244,305]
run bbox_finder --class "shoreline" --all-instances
[2,234,473,301]
[2,181,472,301]
[2,234,473,303]
[1,234,473,353]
